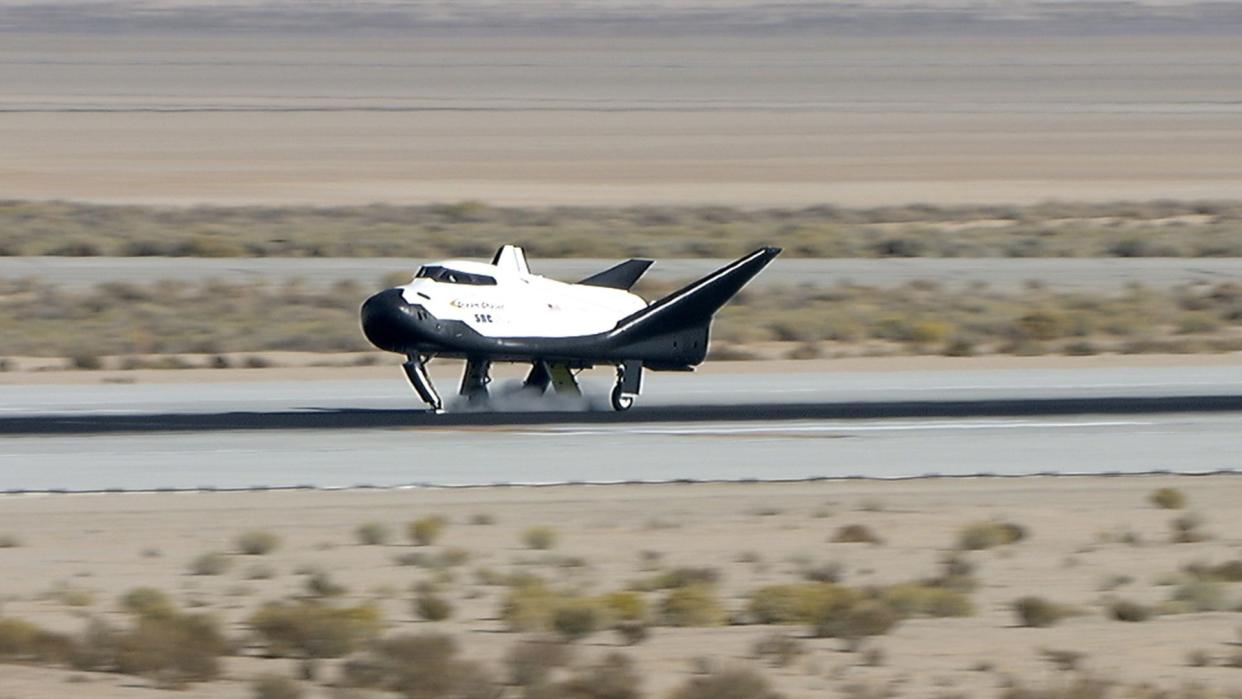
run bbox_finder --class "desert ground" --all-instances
[3,32,1242,208]
[3,477,1242,697]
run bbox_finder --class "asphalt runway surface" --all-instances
[2,366,1240,490]
[5,257,1242,292]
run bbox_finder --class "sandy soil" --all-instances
[4,34,1242,208]
[2,477,1242,697]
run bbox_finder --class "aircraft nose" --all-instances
[360,288,414,353]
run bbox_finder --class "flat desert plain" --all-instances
[3,34,1242,207]
[3,477,1242,696]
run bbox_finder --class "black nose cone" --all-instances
[360,288,415,353]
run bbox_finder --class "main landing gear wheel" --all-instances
[610,360,642,412]
[610,383,635,412]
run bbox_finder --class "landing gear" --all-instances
[611,360,642,412]
[459,358,492,405]
[401,354,443,413]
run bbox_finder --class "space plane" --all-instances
[360,245,781,412]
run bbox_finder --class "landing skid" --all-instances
[401,355,443,413]
[398,358,642,412]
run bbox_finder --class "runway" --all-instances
[1,364,1240,490]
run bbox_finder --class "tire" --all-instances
[610,384,635,412]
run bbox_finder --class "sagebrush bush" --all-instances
[1012,596,1069,627]
[523,526,558,550]
[252,674,304,699]
[249,601,382,658]
[506,638,574,687]
[188,551,233,576]
[832,524,882,544]
[304,571,347,598]
[660,584,727,627]
[636,566,721,591]
[408,516,447,546]
[599,590,649,622]
[237,530,281,555]
[669,666,784,699]
[414,593,453,622]
[880,583,974,617]
[355,522,391,546]
[958,521,1027,550]
[0,617,73,663]
[1169,580,1228,612]
[1108,599,1153,622]
[552,598,605,641]
[1171,513,1209,543]
[119,587,174,618]
[557,652,643,699]
[1149,487,1187,509]
[614,620,650,646]
[340,633,496,698]
[113,611,230,688]
[753,632,805,668]
[813,599,900,648]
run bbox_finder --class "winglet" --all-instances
[491,245,531,275]
[578,259,654,290]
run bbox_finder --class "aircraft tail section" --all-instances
[491,245,531,275]
[611,246,781,344]
[577,259,654,290]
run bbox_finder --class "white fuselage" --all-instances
[397,259,648,339]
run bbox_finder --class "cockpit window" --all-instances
[415,265,497,286]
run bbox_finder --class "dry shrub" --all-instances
[506,638,574,687]
[113,611,230,688]
[1107,599,1152,622]
[0,617,73,663]
[832,524,882,544]
[958,521,1027,550]
[0,533,21,548]
[1168,580,1229,613]
[188,551,233,576]
[669,666,784,699]
[1171,513,1209,543]
[119,587,175,618]
[753,632,805,668]
[253,674,304,699]
[340,633,497,699]
[1012,596,1070,628]
[414,593,453,622]
[1186,560,1242,583]
[1149,487,1187,509]
[660,585,727,627]
[500,578,563,632]
[748,583,855,625]
[408,516,447,546]
[355,522,391,546]
[614,621,649,646]
[249,601,382,658]
[815,599,900,649]
[552,599,604,641]
[237,530,281,555]
[523,526,558,550]
[881,583,974,617]
[637,566,720,591]
[556,652,643,699]
[598,591,648,622]
[304,571,347,598]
